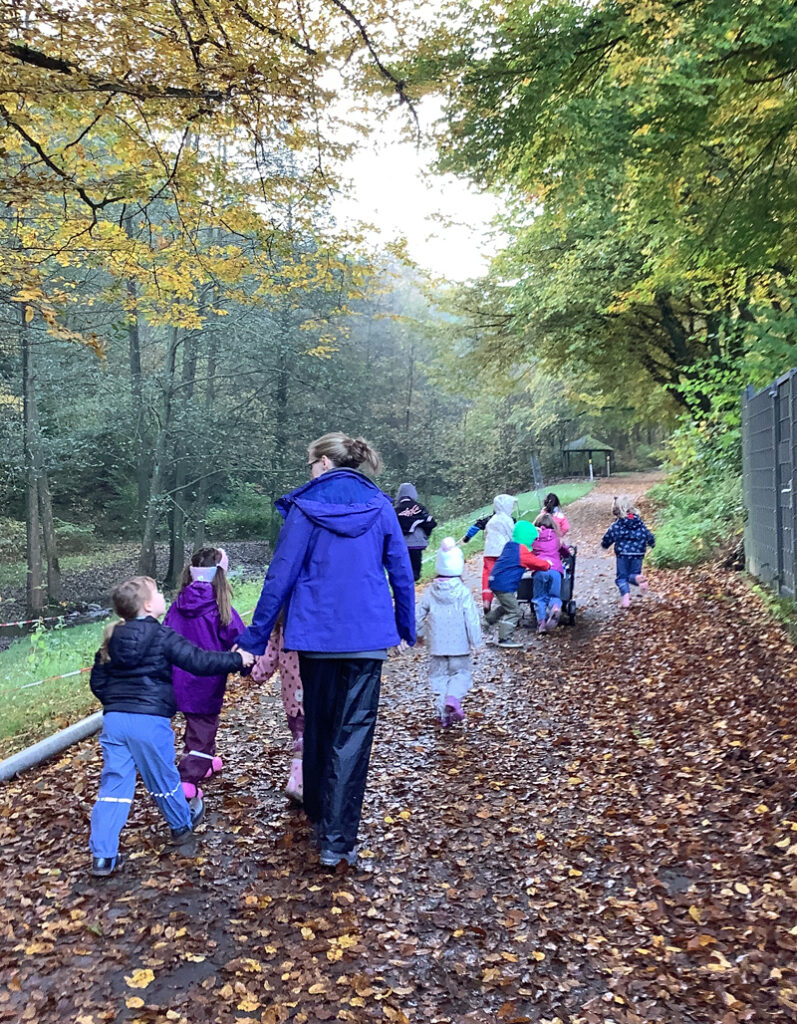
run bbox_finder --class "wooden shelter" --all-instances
[562,435,614,476]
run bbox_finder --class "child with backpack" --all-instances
[251,614,305,802]
[600,495,655,607]
[461,494,516,613]
[486,521,553,648]
[89,575,253,877]
[415,538,482,726]
[164,547,245,800]
[394,482,437,582]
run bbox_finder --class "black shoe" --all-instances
[91,854,123,877]
[170,795,204,842]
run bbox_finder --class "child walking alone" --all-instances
[601,496,655,607]
[164,548,245,800]
[415,538,482,727]
[89,576,252,877]
[251,614,305,802]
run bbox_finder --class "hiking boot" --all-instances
[497,638,522,649]
[621,592,631,608]
[319,847,358,869]
[546,606,561,632]
[91,854,123,877]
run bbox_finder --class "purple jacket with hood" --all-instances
[164,583,245,715]
[236,468,416,656]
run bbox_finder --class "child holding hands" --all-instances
[89,575,253,877]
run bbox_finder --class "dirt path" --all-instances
[2,475,796,1024]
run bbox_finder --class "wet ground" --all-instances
[1,474,796,1023]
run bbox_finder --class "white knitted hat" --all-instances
[435,537,464,577]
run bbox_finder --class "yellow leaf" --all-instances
[183,953,205,962]
[688,905,703,925]
[399,810,411,820]
[125,968,155,989]
[569,868,583,877]
[567,776,583,785]
[24,941,54,954]
[237,998,260,1012]
[734,883,750,895]
[300,927,315,940]
[308,983,326,994]
[754,804,769,814]
[125,998,145,1009]
[531,951,546,962]
[24,306,34,323]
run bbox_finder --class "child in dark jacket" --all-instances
[88,575,253,877]
[601,495,655,607]
[394,482,437,582]
[164,547,245,800]
[486,521,552,648]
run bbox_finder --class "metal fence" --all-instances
[742,368,797,599]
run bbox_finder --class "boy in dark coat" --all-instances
[88,576,252,877]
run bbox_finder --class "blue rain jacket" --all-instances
[236,469,416,655]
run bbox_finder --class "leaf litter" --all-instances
[1,477,795,1023]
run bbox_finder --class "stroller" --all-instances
[516,545,577,626]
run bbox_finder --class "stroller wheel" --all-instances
[568,599,577,625]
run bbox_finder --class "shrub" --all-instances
[206,484,276,540]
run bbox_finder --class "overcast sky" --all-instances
[331,106,503,282]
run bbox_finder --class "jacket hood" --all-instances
[277,468,385,538]
[108,617,159,668]
[430,576,465,603]
[171,582,218,618]
[512,520,538,546]
[493,493,515,516]
[396,482,417,502]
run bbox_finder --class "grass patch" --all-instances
[419,481,594,581]
[0,577,265,759]
[0,544,133,589]
[647,474,743,569]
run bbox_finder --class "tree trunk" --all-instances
[38,473,62,604]
[21,306,44,616]
[124,214,149,517]
[192,320,219,550]
[166,331,198,587]
[138,327,179,577]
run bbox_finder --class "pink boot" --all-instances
[181,782,204,800]
[621,592,631,608]
[441,696,465,728]
[635,574,649,594]
[285,758,303,803]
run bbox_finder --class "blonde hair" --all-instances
[612,495,639,518]
[308,432,382,476]
[534,511,562,539]
[180,547,233,627]
[99,576,156,662]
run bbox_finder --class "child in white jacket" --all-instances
[416,538,482,727]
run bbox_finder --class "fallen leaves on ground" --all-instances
[1,476,796,1022]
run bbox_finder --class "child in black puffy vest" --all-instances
[88,576,252,878]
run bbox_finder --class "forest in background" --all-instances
[3,0,797,615]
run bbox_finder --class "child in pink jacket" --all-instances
[531,513,570,633]
[251,617,304,802]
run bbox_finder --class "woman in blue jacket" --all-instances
[236,432,416,868]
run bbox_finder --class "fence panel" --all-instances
[742,368,797,597]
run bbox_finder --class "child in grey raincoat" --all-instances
[415,538,482,727]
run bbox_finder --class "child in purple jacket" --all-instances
[164,547,245,799]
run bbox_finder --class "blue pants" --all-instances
[532,569,562,623]
[90,712,190,858]
[615,554,644,596]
